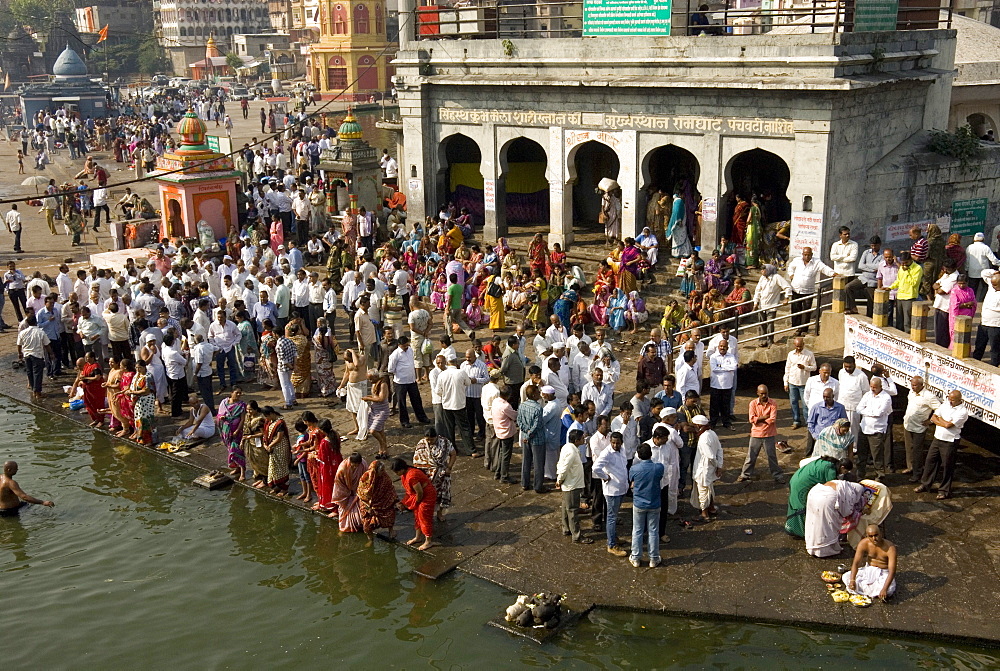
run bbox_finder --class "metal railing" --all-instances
[412,0,953,41]
[668,277,835,358]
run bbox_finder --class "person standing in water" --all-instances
[0,461,54,515]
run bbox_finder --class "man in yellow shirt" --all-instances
[886,251,923,332]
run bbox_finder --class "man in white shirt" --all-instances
[16,315,51,400]
[387,336,430,429]
[541,357,569,407]
[190,333,219,413]
[966,231,1000,300]
[391,261,411,313]
[592,430,629,556]
[103,302,131,361]
[845,235,882,317]
[855,378,894,479]
[708,325,738,415]
[460,347,490,439]
[162,332,189,417]
[786,247,834,335]
[557,428,591,544]
[829,225,858,281]
[569,340,596,395]
[481,369,503,471]
[837,355,869,445]
[582,368,614,418]
[708,340,737,429]
[902,375,940,484]
[545,314,567,344]
[208,310,241,389]
[435,360,477,456]
[803,363,839,412]
[610,403,639,466]
[291,269,311,328]
[972,269,1000,366]
[932,258,959,348]
[782,337,816,429]
[753,264,791,346]
[915,390,968,499]
[676,350,700,398]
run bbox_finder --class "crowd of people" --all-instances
[2,100,986,588]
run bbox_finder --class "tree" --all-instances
[136,34,168,75]
[8,0,72,29]
[225,51,243,76]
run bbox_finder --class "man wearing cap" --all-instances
[966,231,999,300]
[678,390,705,494]
[738,384,783,483]
[691,415,724,521]
[542,356,569,407]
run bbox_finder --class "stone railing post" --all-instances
[952,315,973,359]
[910,302,930,343]
[832,276,847,313]
[872,288,890,328]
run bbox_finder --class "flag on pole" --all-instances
[97,25,108,43]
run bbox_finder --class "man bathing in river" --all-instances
[843,524,897,599]
[0,461,54,515]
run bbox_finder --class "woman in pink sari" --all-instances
[331,452,367,532]
[589,286,610,325]
[269,216,284,254]
[948,273,976,346]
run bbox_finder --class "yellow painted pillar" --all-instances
[953,315,973,359]
[910,302,930,343]
[832,276,847,314]
[872,288,890,328]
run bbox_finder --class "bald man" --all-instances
[0,461,54,515]
[844,524,897,600]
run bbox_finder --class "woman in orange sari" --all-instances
[731,195,750,246]
[76,352,106,428]
[528,233,548,277]
[312,419,343,515]
[391,457,438,550]
[593,260,616,295]
[358,459,398,542]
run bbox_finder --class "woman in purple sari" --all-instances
[618,238,643,295]
[217,388,248,481]
[948,273,976,346]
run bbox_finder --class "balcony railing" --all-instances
[412,0,953,40]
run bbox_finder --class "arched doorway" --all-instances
[438,133,484,226]
[500,137,548,230]
[723,148,792,243]
[640,143,702,247]
[967,113,997,140]
[167,199,183,238]
[572,140,619,232]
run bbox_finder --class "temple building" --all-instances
[307,0,395,99]
[393,1,1000,257]
[318,109,382,212]
[19,47,110,122]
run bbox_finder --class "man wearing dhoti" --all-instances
[689,415,723,522]
[843,524,897,599]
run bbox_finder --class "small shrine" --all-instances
[19,46,110,122]
[153,110,241,244]
[318,109,381,214]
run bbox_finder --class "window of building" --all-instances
[354,3,369,33]
[375,3,384,35]
[328,64,347,90]
[357,55,378,90]
[334,4,347,34]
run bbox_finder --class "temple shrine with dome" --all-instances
[318,109,382,213]
[154,110,241,243]
[19,46,110,122]
[307,0,395,100]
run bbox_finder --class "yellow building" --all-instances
[307,1,396,100]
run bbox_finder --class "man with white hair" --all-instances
[837,355,868,445]
[966,231,999,300]
[690,415,724,522]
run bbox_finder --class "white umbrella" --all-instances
[21,175,49,186]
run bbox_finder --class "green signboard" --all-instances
[854,0,899,31]
[206,135,220,153]
[583,0,671,36]
[951,197,989,236]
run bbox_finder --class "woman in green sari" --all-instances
[785,456,853,538]
[744,196,762,268]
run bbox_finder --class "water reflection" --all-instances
[0,515,31,564]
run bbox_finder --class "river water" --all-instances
[2,397,997,668]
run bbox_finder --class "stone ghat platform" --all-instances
[3,347,1000,646]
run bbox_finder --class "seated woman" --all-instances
[553,284,579,329]
[589,286,611,326]
[549,243,567,277]
[593,260,616,296]
[626,291,649,333]
[725,277,753,317]
[454,207,474,238]
[637,226,659,268]
[704,250,731,295]
[659,299,684,333]
[175,400,216,442]
[465,296,489,329]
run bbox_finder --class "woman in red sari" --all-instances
[116,359,137,437]
[358,459,398,543]
[549,243,567,277]
[528,233,548,278]
[391,457,437,550]
[593,260,616,295]
[731,195,750,246]
[312,419,343,515]
[75,352,106,428]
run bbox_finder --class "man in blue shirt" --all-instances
[628,443,665,568]
[806,387,848,457]
[36,295,63,378]
[286,241,304,275]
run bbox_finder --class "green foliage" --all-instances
[135,34,168,75]
[8,0,72,29]
[225,51,243,74]
[501,39,515,58]
[928,124,984,172]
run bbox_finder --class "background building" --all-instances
[155,0,271,73]
[307,0,396,100]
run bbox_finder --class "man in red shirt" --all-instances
[737,384,784,483]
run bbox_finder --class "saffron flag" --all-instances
[97,25,108,43]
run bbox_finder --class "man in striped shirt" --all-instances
[461,347,490,440]
[908,226,928,264]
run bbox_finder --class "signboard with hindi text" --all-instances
[583,0,671,36]
[854,0,899,31]
[206,134,233,156]
[790,211,822,259]
[951,198,989,237]
[844,315,1000,428]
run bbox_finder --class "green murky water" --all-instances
[1,398,997,668]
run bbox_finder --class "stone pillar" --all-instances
[397,0,415,50]
[831,276,847,313]
[872,288,890,328]
[548,126,572,249]
[618,131,638,239]
[952,315,972,359]
[910,302,931,343]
